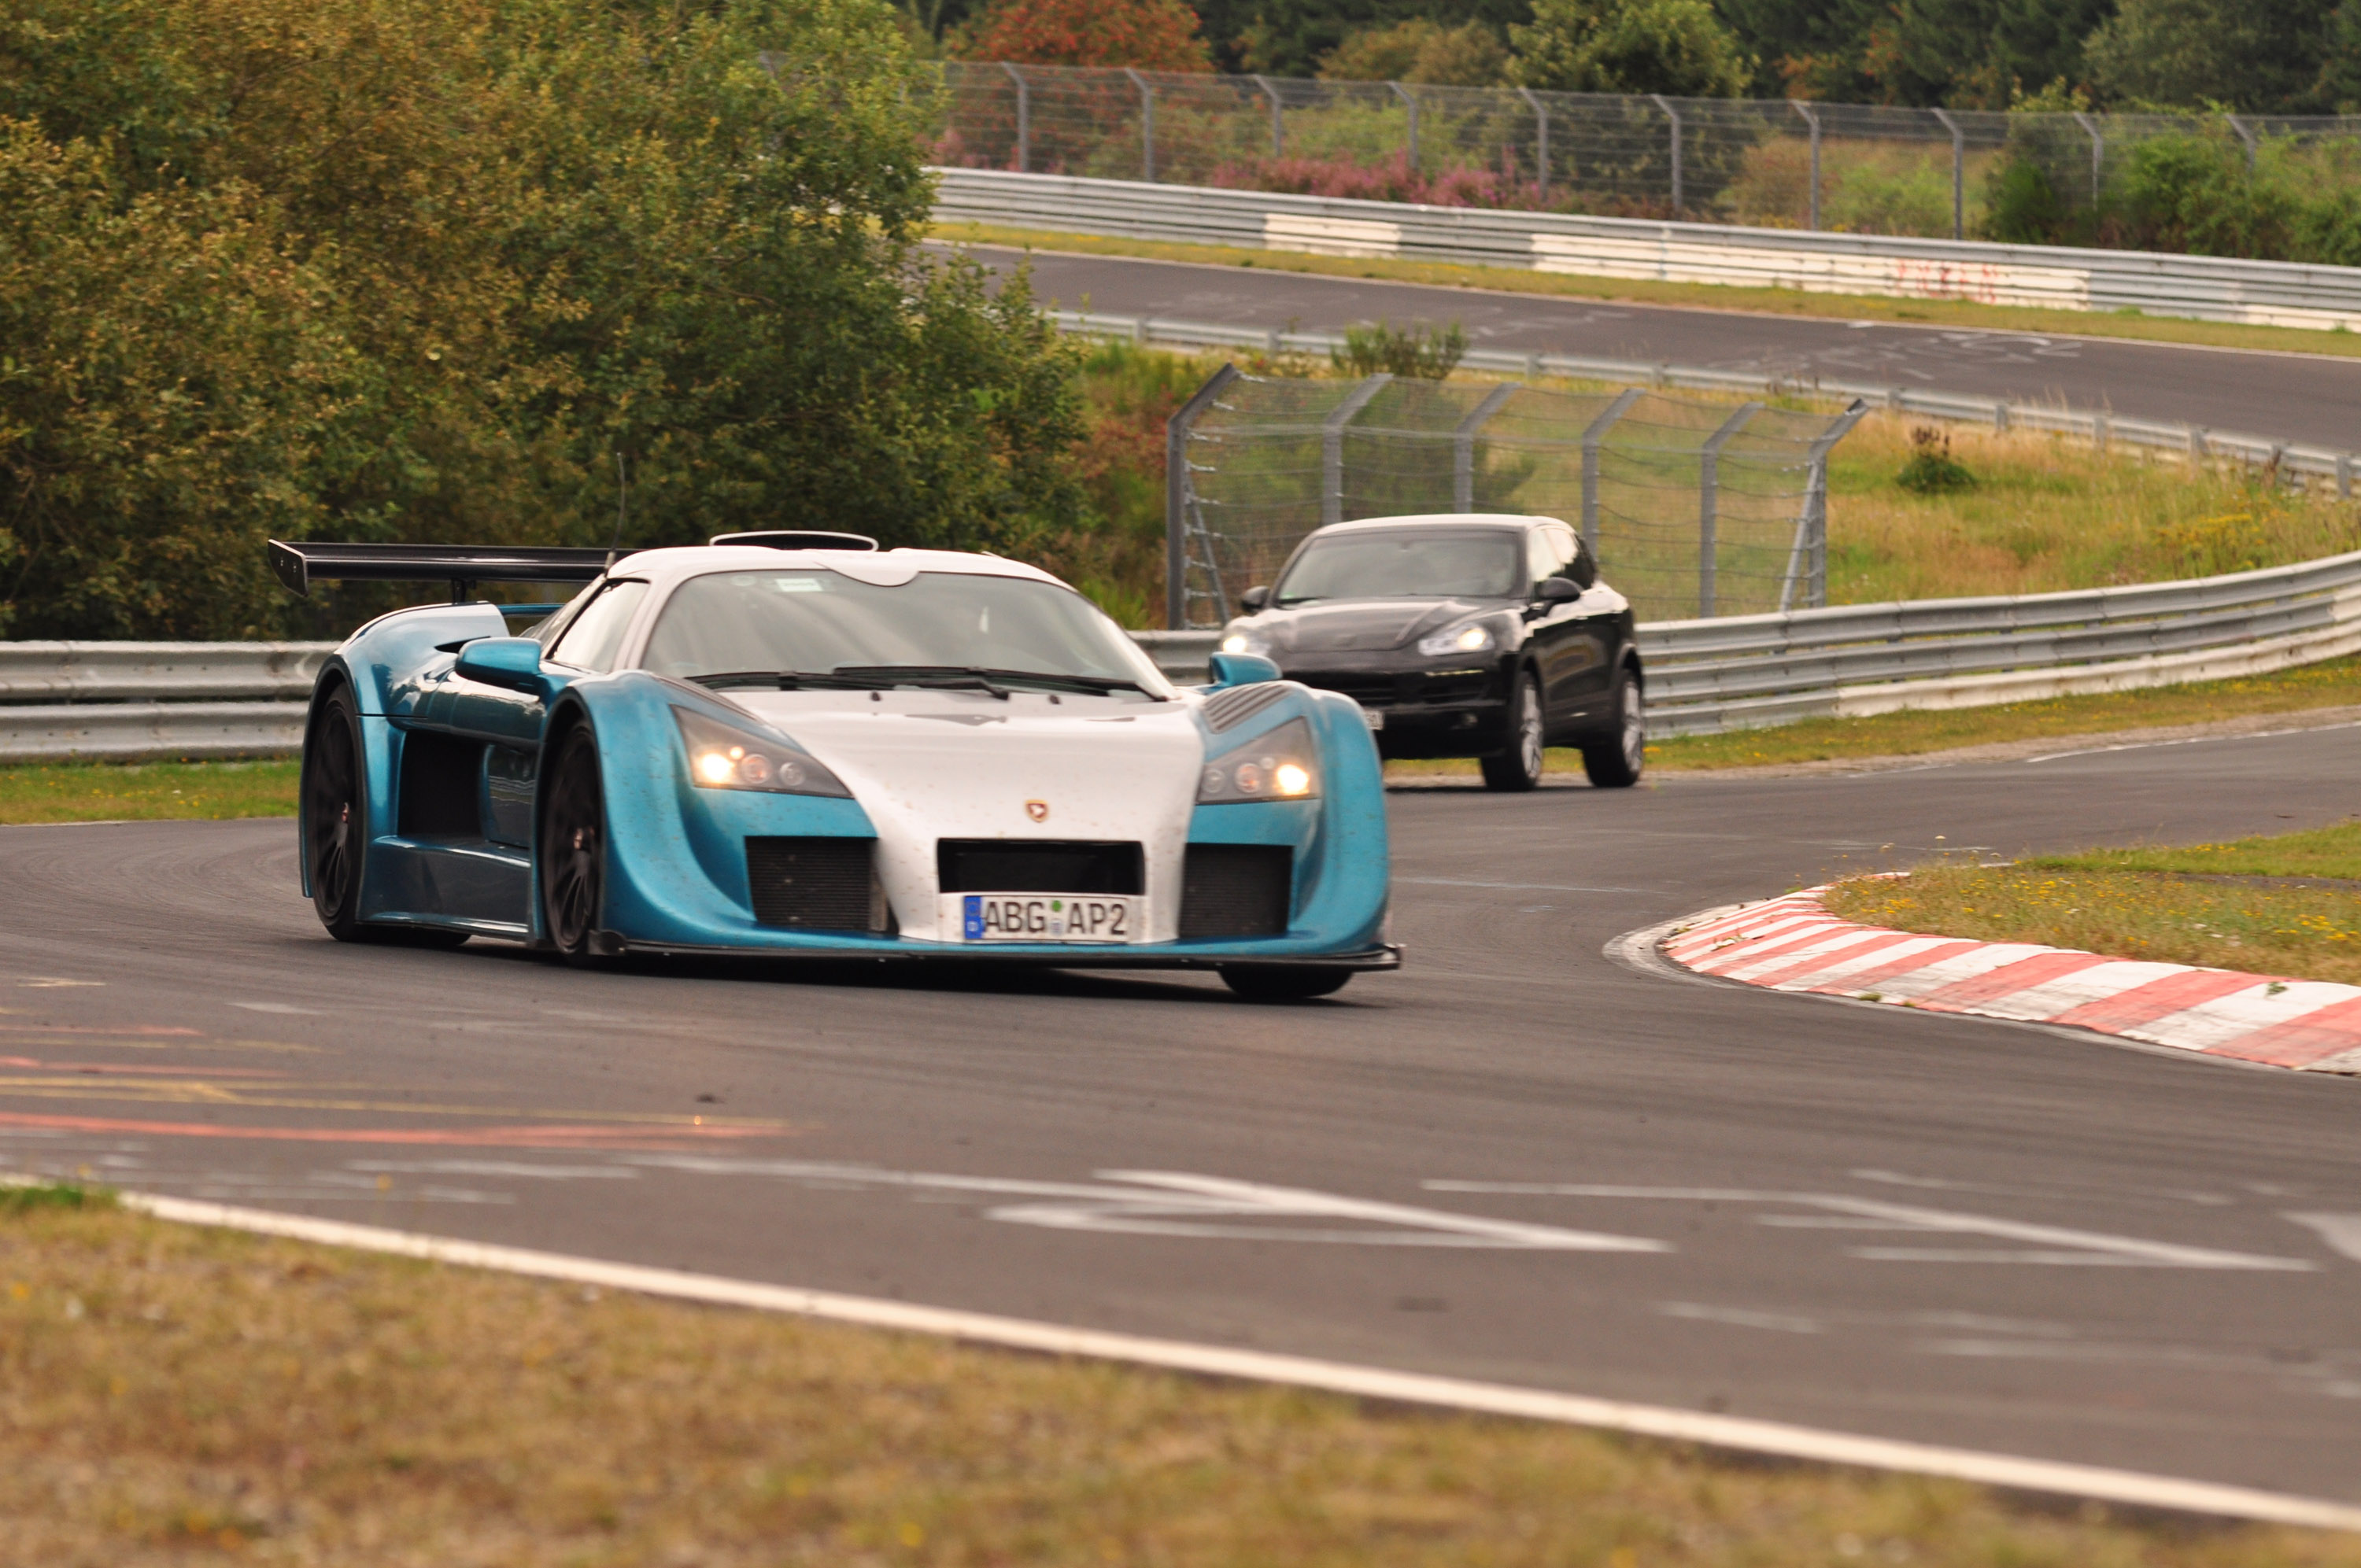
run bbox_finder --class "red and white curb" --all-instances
[1663,887,2361,1075]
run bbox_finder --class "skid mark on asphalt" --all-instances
[1426,1182,2317,1271]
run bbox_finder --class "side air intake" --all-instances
[746,838,889,931]
[1177,845,1291,938]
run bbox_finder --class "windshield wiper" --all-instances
[690,670,866,692]
[830,665,1013,699]
[831,666,1161,700]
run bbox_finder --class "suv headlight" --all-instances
[671,707,852,797]
[1220,629,1272,656]
[1417,622,1495,656]
[1199,717,1320,802]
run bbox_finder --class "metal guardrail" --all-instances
[1047,309,2359,494]
[940,168,2361,335]
[2,557,2355,761]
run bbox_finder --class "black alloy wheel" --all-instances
[1219,964,1354,1001]
[541,725,609,961]
[302,690,467,948]
[303,688,370,941]
[1580,666,1646,789]
[1479,670,1546,791]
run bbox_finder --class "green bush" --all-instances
[0,0,1087,639]
[1895,426,1975,494]
[1332,320,1469,379]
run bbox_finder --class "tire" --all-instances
[1580,666,1646,789]
[302,687,372,942]
[1219,965,1354,1001]
[1478,670,1545,792]
[301,688,467,949]
[541,725,608,962]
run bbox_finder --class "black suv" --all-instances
[1217,513,1644,791]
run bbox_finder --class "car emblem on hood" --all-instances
[1025,799,1050,823]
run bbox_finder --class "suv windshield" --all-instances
[639,569,1173,696]
[1274,529,1521,604]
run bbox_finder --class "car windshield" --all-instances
[1273,529,1521,604]
[638,569,1174,696]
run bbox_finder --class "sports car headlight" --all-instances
[1417,622,1495,656]
[1199,717,1320,803]
[671,707,851,798]
[1220,629,1272,656]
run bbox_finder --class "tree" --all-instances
[1509,0,1750,97]
[948,0,1215,70]
[1710,0,1887,99]
[1317,18,1510,84]
[2082,0,2340,111]
[0,0,1090,639]
[1218,0,1532,78]
[1857,0,2113,108]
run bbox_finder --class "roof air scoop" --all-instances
[710,531,880,552]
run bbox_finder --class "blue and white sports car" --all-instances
[273,533,1397,999]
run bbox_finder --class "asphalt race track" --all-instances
[3,727,2356,1500]
[945,242,2361,449]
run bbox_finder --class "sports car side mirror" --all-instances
[454,636,549,695]
[1206,652,1282,688]
[1238,585,1271,611]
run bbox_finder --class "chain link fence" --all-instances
[928,61,2361,238]
[1166,368,1865,629]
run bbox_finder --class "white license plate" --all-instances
[1361,705,1385,730]
[943,893,1138,943]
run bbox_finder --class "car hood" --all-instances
[726,690,1204,943]
[1254,597,1499,654]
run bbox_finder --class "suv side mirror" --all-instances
[454,636,549,695]
[1535,576,1582,604]
[1238,585,1271,611]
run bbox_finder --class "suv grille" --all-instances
[937,839,1144,895]
[1177,845,1291,938]
[1293,670,1402,705]
[746,837,886,931]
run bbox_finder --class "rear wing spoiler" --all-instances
[269,540,615,602]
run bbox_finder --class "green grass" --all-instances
[6,1192,2359,1566]
[0,760,299,825]
[937,220,2361,361]
[1826,822,2361,984]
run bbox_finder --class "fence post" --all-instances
[2093,411,2110,453]
[2226,113,2257,171]
[1931,108,1964,239]
[1698,401,1761,618]
[1518,87,1551,195]
[1388,81,1420,171]
[1125,68,1155,182]
[1783,400,1867,612]
[1254,75,1284,157]
[1580,388,1642,558]
[2071,110,2103,206]
[2341,452,2354,500]
[1650,94,1684,212]
[1790,101,1820,231]
[1453,382,1519,512]
[1166,363,1242,629]
[1321,375,1393,528]
[1001,62,1030,173]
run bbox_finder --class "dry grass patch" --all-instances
[0,760,299,825]
[1821,419,2361,604]
[930,222,2361,360]
[1825,820,2361,983]
[5,1190,2359,1566]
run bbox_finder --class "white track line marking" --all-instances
[2285,1213,2361,1262]
[96,1190,2361,1533]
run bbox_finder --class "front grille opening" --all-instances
[1178,844,1292,939]
[937,839,1144,895]
[747,837,888,932]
